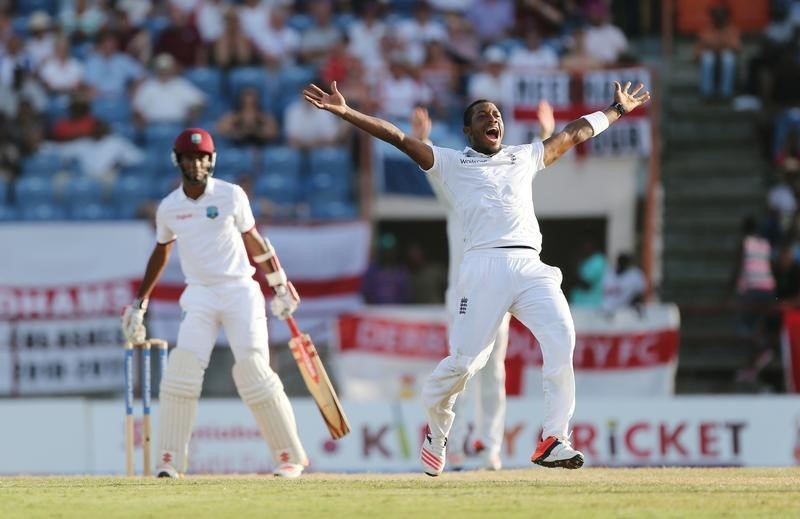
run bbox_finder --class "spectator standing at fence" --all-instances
[303,76,650,475]
[695,5,741,101]
[120,127,309,478]
[601,252,646,314]
[583,2,629,66]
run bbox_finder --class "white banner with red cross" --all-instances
[333,303,680,399]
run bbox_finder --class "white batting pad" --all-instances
[232,354,308,466]
[156,349,204,474]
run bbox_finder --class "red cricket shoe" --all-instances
[531,436,584,469]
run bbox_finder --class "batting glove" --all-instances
[270,282,299,320]
[121,299,147,343]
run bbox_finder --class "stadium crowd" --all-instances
[0,0,638,223]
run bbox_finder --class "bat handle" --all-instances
[286,316,302,339]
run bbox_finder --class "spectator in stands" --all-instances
[251,5,301,69]
[132,53,206,127]
[731,215,777,384]
[508,29,559,71]
[362,233,411,304]
[694,5,741,101]
[117,0,153,27]
[196,0,227,45]
[320,36,362,86]
[376,53,433,122]
[284,90,347,151]
[559,24,603,73]
[467,47,512,110]
[14,97,46,156]
[50,91,99,142]
[0,34,32,89]
[37,36,85,98]
[216,87,280,147]
[154,3,205,68]
[767,170,798,234]
[237,0,272,43]
[746,0,795,99]
[395,1,448,66]
[82,31,144,100]
[601,252,646,314]
[299,0,342,67]
[419,40,460,121]
[0,115,20,181]
[569,236,607,309]
[583,2,629,66]
[58,121,144,186]
[465,0,515,45]
[772,107,800,166]
[59,0,107,44]
[0,66,47,120]
[102,7,152,64]
[212,6,256,69]
[347,2,387,74]
[0,6,13,46]
[25,11,56,71]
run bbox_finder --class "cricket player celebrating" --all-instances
[121,128,308,478]
[411,102,555,471]
[303,79,650,476]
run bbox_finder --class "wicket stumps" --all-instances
[124,339,169,477]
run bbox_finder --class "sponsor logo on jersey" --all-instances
[459,297,468,315]
[206,206,219,219]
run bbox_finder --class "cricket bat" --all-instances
[286,316,351,439]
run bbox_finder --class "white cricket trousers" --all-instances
[177,279,270,366]
[422,248,576,442]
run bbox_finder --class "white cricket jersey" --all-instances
[424,142,546,254]
[155,178,256,285]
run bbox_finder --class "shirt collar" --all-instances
[463,145,506,158]
[180,177,216,200]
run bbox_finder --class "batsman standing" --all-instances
[303,79,650,475]
[121,128,308,478]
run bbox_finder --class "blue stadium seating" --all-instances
[309,199,358,220]
[20,202,66,221]
[277,65,316,110]
[17,0,57,16]
[254,172,300,204]
[308,146,352,177]
[15,175,57,204]
[62,176,105,206]
[184,67,224,100]
[92,97,132,124]
[307,170,351,197]
[262,146,302,177]
[228,67,268,101]
[0,204,17,221]
[0,178,7,204]
[214,147,253,177]
[143,123,184,147]
[112,175,150,206]
[68,202,114,221]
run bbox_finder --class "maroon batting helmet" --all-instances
[171,128,217,171]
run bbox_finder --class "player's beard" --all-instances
[182,167,210,186]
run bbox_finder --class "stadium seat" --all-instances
[17,0,57,16]
[184,67,224,100]
[112,175,150,206]
[0,178,7,204]
[152,176,180,199]
[262,146,302,177]
[62,176,105,206]
[277,65,316,109]
[254,172,300,204]
[214,147,253,177]
[228,67,268,101]
[287,14,313,31]
[0,204,18,221]
[92,97,132,124]
[19,202,66,221]
[307,170,351,197]
[15,175,57,204]
[308,146,352,177]
[68,202,114,221]
[309,199,358,220]
[143,123,184,147]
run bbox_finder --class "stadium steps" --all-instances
[660,41,775,393]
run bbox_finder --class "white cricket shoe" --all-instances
[420,425,447,477]
[531,436,584,469]
[273,463,304,478]
[483,451,502,471]
[155,464,181,479]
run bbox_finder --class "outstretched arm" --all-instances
[303,81,435,170]
[542,81,650,166]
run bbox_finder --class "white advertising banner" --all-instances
[334,304,679,400]
[1,396,798,474]
[0,223,153,395]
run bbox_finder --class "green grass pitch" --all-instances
[2,468,799,518]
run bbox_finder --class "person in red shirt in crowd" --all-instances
[51,91,99,142]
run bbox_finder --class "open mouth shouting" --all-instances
[485,126,501,144]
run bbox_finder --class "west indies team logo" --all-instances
[206,206,219,219]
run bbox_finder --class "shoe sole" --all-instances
[532,453,585,469]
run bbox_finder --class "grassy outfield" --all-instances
[2,468,799,518]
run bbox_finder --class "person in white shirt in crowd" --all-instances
[251,5,301,68]
[298,0,342,67]
[583,2,629,66]
[467,46,513,109]
[508,30,559,71]
[59,0,107,43]
[24,11,56,71]
[38,36,85,97]
[195,0,228,44]
[132,53,206,127]
[376,53,433,122]
[601,252,646,314]
[465,0,515,45]
[58,120,145,186]
[395,1,448,66]
[412,99,556,471]
[347,2,387,75]
[121,127,308,478]
[284,91,348,151]
[82,31,145,100]
[302,76,650,476]
[237,0,273,44]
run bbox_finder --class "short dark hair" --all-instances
[463,99,492,127]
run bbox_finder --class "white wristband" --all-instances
[582,111,610,136]
[265,269,288,288]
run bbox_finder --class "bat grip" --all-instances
[286,316,302,339]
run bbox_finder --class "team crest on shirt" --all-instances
[206,205,219,219]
